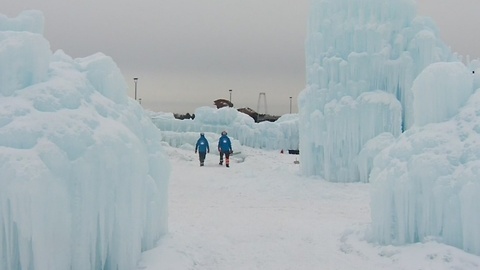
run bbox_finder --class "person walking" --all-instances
[195,132,210,166]
[218,131,233,167]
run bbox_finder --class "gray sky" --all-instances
[2,0,480,115]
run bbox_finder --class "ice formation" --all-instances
[299,0,456,182]
[370,62,479,254]
[357,132,396,183]
[0,11,169,270]
[149,106,299,151]
[301,0,480,255]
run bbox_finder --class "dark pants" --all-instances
[219,151,230,165]
[199,152,206,164]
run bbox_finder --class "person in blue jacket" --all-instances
[195,132,210,166]
[217,130,233,167]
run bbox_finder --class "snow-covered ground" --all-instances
[136,145,480,270]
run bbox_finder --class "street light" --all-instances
[289,96,292,114]
[229,89,232,102]
[133,77,138,101]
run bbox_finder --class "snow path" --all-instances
[136,146,480,270]
[138,147,371,269]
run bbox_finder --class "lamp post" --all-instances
[133,77,138,101]
[289,96,292,114]
[229,89,232,102]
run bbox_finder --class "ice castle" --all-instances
[300,0,480,255]
[2,0,480,268]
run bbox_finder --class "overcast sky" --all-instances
[3,0,480,115]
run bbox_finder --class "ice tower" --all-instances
[299,0,455,182]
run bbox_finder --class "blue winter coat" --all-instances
[218,135,232,153]
[195,135,210,153]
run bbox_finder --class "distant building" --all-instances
[237,107,258,121]
[213,99,279,123]
[237,107,279,123]
[214,99,233,109]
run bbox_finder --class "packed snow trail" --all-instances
[136,146,480,270]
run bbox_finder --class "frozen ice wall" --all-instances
[299,0,455,182]
[0,11,169,270]
[370,62,479,254]
[149,106,299,151]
